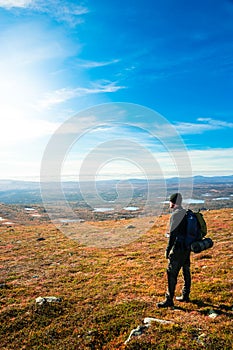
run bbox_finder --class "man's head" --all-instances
[169,193,182,208]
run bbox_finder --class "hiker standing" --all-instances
[157,193,191,308]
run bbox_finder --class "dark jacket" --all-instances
[166,206,187,254]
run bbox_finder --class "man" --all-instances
[157,193,191,308]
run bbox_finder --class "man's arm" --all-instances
[165,210,185,257]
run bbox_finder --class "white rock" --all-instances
[125,317,174,344]
[144,317,173,325]
[36,296,62,305]
[124,325,148,344]
[208,310,218,318]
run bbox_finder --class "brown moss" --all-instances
[0,209,232,349]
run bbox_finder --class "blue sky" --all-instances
[0,0,233,180]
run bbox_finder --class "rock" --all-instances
[127,225,136,229]
[36,237,45,241]
[124,325,148,344]
[125,317,174,344]
[36,296,62,305]
[208,309,218,318]
[144,317,173,325]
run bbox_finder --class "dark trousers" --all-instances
[166,249,191,300]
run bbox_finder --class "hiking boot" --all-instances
[176,295,190,302]
[157,298,174,308]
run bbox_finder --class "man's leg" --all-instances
[157,251,181,307]
[177,250,191,302]
[167,257,181,300]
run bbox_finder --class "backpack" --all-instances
[185,209,207,249]
[195,211,207,238]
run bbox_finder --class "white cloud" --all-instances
[0,0,89,26]
[197,117,233,128]
[174,121,215,134]
[35,1,89,26]
[76,59,120,69]
[174,117,233,135]
[38,81,126,109]
[0,0,33,8]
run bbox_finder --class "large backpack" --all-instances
[185,209,207,249]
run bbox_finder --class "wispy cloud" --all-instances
[38,81,126,109]
[197,118,233,128]
[76,59,120,69]
[39,1,89,26]
[0,0,33,8]
[0,0,89,26]
[174,117,233,135]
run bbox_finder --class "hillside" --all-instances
[0,209,232,349]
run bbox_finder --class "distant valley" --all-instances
[0,176,232,226]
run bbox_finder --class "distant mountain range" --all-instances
[0,175,232,206]
[0,175,233,191]
[166,175,233,184]
[193,175,233,183]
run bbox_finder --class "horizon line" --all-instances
[0,174,233,183]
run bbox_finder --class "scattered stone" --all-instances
[125,317,174,344]
[124,325,148,344]
[0,283,7,289]
[144,317,173,325]
[32,275,39,279]
[36,296,62,305]
[208,309,218,318]
[36,237,45,241]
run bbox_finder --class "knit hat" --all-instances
[169,193,182,205]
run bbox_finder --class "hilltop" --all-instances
[0,208,232,349]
